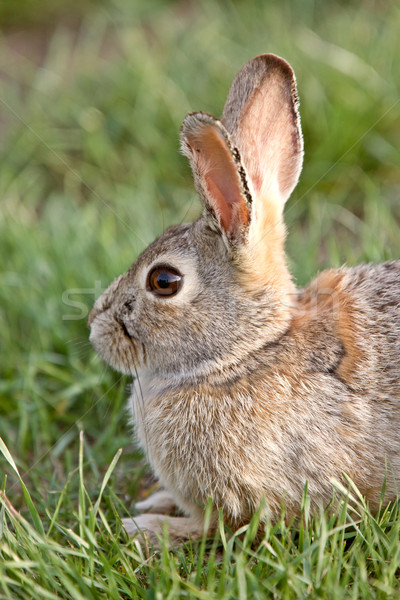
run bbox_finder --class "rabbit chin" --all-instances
[89,314,140,375]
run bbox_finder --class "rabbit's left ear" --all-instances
[180,112,251,245]
[221,54,303,215]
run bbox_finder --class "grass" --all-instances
[0,0,399,597]
[2,438,400,599]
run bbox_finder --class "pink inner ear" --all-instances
[221,55,303,207]
[186,125,249,234]
[238,84,302,202]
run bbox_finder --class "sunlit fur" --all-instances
[89,54,400,544]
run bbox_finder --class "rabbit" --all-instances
[89,54,400,544]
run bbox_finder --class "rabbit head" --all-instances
[89,54,303,379]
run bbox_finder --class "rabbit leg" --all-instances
[135,489,177,514]
[122,513,205,544]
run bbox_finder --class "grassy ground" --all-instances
[0,0,400,597]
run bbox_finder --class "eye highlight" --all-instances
[147,266,182,297]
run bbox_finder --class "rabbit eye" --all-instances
[147,266,182,297]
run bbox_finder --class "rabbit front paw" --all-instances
[135,489,177,515]
[122,513,206,545]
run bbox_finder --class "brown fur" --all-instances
[89,54,400,544]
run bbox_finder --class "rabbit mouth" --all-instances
[89,313,143,374]
[115,316,133,341]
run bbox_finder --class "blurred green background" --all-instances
[0,0,399,520]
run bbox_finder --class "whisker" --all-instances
[72,346,93,360]
[65,337,87,345]
[179,198,195,225]
[133,361,150,460]
[65,337,93,358]
[73,340,92,347]
[157,196,166,235]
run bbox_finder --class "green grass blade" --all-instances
[0,438,44,536]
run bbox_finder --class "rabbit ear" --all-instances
[219,54,302,299]
[180,112,252,244]
[221,53,303,214]
[181,55,302,307]
[181,54,302,253]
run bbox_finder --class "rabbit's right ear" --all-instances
[180,112,252,245]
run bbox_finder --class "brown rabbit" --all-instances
[89,54,400,544]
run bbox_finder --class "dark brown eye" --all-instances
[147,266,182,296]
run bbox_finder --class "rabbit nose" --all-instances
[115,298,135,322]
[123,298,135,312]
